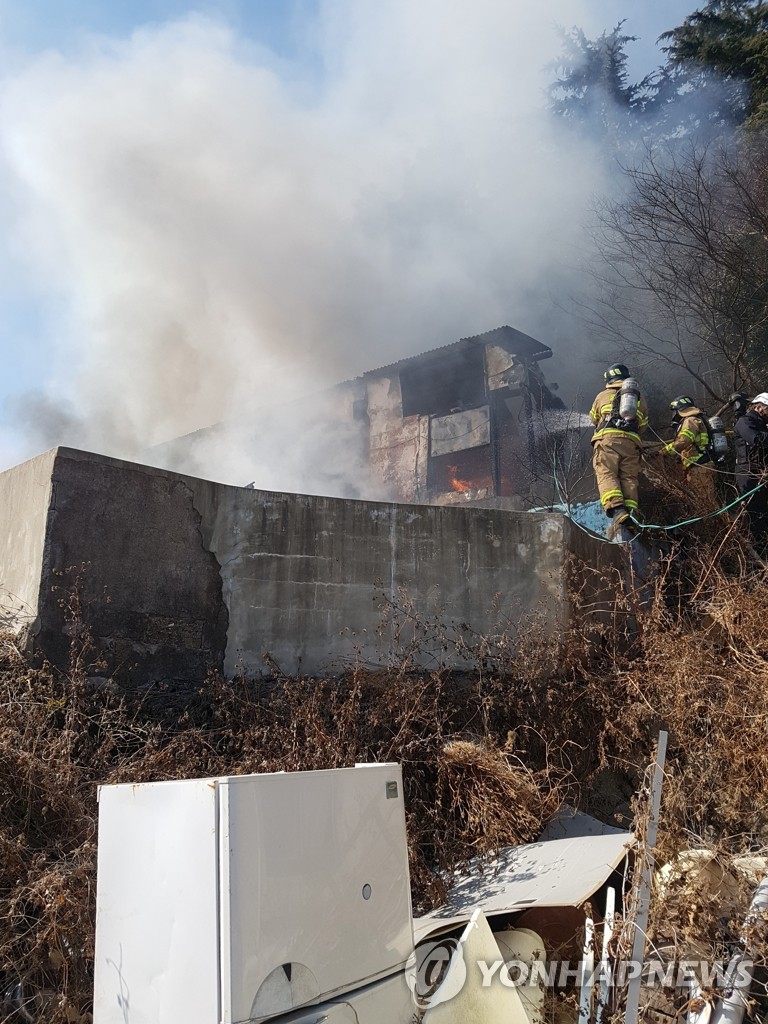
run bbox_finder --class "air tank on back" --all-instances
[708,415,729,459]
[618,378,640,420]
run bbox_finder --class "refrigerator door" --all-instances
[93,777,220,1024]
[341,970,415,1024]
[218,765,413,1024]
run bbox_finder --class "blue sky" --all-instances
[0,0,698,470]
[0,0,689,62]
[0,0,318,58]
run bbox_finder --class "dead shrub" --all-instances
[437,739,562,855]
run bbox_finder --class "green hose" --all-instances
[630,480,764,531]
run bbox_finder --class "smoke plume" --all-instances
[0,0,671,490]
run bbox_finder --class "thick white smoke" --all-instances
[0,0,669,488]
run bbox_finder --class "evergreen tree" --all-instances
[549,23,653,139]
[660,0,768,126]
[549,6,767,138]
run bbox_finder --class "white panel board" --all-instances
[423,909,529,1024]
[415,832,632,941]
[430,408,490,457]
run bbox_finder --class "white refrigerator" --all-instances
[93,764,415,1023]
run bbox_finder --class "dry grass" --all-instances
[3,519,768,1021]
[0,650,568,1022]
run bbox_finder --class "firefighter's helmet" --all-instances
[670,395,695,412]
[604,363,629,383]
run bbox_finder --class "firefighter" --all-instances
[733,392,768,549]
[589,364,649,525]
[661,396,717,510]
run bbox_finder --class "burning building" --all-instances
[346,325,567,506]
[149,325,583,507]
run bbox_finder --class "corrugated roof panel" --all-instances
[357,325,551,380]
[462,325,553,361]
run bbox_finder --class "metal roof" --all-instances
[461,325,553,362]
[357,325,552,380]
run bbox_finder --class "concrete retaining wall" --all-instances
[0,448,622,682]
[0,449,55,632]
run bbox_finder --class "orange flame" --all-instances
[447,466,494,494]
[448,466,472,493]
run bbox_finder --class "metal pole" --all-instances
[579,917,595,1023]
[595,886,616,1024]
[625,730,668,1024]
[523,361,536,492]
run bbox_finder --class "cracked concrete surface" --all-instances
[0,448,623,682]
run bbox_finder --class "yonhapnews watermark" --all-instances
[474,959,752,990]
[406,940,753,1010]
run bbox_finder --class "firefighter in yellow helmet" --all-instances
[661,396,717,510]
[589,364,649,525]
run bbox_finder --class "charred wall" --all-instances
[357,333,568,507]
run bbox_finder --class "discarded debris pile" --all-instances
[3,531,768,1022]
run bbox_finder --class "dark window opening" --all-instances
[400,346,487,418]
